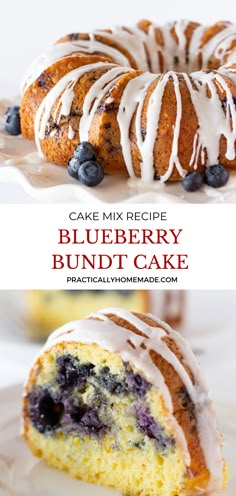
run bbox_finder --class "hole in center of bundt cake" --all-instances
[27,353,176,454]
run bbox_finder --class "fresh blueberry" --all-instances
[204,164,229,188]
[28,388,64,433]
[67,156,81,178]
[74,141,95,163]
[5,106,21,135]
[78,160,104,187]
[182,171,204,192]
[7,105,20,114]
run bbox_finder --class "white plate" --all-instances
[0,384,235,496]
[2,98,236,204]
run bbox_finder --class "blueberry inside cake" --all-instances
[22,308,228,495]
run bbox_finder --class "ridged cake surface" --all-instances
[20,20,236,182]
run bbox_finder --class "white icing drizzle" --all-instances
[201,22,236,67]
[21,41,131,94]
[25,19,236,182]
[34,62,118,155]
[68,124,75,139]
[184,70,236,167]
[217,63,236,83]
[224,49,236,64]
[144,23,161,73]
[160,20,190,72]
[160,72,185,181]
[94,26,151,72]
[79,66,132,141]
[117,72,157,178]
[117,70,186,182]
[37,308,224,492]
[188,25,206,72]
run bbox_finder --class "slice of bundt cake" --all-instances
[22,308,227,495]
[25,290,149,340]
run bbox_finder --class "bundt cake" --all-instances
[25,290,149,340]
[20,20,236,183]
[22,308,228,495]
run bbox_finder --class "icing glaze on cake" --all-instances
[27,307,225,493]
[20,20,236,183]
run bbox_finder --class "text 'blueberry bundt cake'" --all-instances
[22,308,228,495]
[20,20,236,184]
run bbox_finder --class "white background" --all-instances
[1,0,236,96]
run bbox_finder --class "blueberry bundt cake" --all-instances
[22,308,227,495]
[20,20,236,183]
[25,290,149,340]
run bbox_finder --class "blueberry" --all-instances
[78,408,106,436]
[78,160,104,187]
[68,402,107,437]
[124,363,151,397]
[67,156,80,178]
[127,371,151,397]
[70,404,90,423]
[98,366,127,395]
[60,395,108,438]
[56,354,95,390]
[79,363,96,378]
[74,141,95,163]
[135,405,175,452]
[5,106,21,135]
[204,164,229,188]
[57,355,80,387]
[7,105,20,114]
[28,388,64,433]
[182,171,203,192]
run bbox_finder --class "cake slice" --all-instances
[25,290,149,340]
[22,308,227,495]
